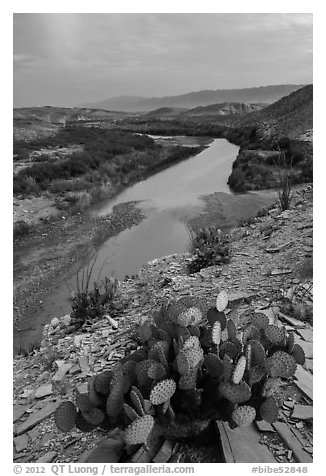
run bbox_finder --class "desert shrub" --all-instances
[68,192,92,213]
[54,291,305,461]
[89,184,110,203]
[227,169,248,192]
[68,253,118,328]
[187,227,230,273]
[300,160,313,182]
[13,220,31,240]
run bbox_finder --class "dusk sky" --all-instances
[13,13,313,108]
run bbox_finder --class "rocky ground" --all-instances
[13,185,313,463]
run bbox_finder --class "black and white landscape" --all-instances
[13,13,313,465]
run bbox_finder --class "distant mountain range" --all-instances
[80,85,305,112]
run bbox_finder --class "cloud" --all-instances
[13,13,313,107]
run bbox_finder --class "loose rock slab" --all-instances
[291,405,313,420]
[294,366,313,400]
[272,422,313,463]
[15,400,61,435]
[216,422,276,463]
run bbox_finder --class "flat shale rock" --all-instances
[291,405,313,420]
[15,400,61,435]
[52,363,73,382]
[278,312,306,328]
[35,384,53,399]
[294,366,313,400]
[36,451,57,463]
[297,328,313,342]
[294,337,313,358]
[272,422,313,463]
[216,422,276,463]
[81,438,125,463]
[13,405,27,423]
[152,440,174,463]
[14,435,29,452]
[255,421,275,432]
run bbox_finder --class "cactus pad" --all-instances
[216,290,228,312]
[204,353,223,378]
[106,373,125,417]
[260,396,279,423]
[125,415,155,445]
[227,319,237,340]
[76,394,92,412]
[261,377,283,398]
[82,407,105,426]
[242,325,261,344]
[219,341,237,360]
[222,354,234,381]
[249,339,266,366]
[87,377,104,406]
[167,297,204,326]
[157,328,171,345]
[232,356,246,384]
[265,351,297,378]
[55,401,77,432]
[292,344,306,365]
[207,308,227,330]
[188,325,201,337]
[178,307,202,327]
[264,324,286,345]
[212,321,222,345]
[179,370,198,390]
[286,331,295,354]
[94,371,112,396]
[136,359,159,387]
[232,405,256,427]
[130,389,145,416]
[251,313,269,330]
[248,365,266,384]
[245,342,252,370]
[149,340,169,361]
[220,381,251,403]
[126,347,148,363]
[123,403,140,421]
[139,321,152,343]
[147,361,167,381]
[183,335,201,350]
[75,411,97,432]
[150,379,176,405]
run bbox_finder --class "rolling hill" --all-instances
[235,84,313,141]
[13,106,132,141]
[80,85,305,112]
[180,102,266,118]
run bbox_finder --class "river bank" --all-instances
[13,184,313,463]
[13,137,289,353]
[13,136,214,350]
[13,201,145,352]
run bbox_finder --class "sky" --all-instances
[13,13,313,107]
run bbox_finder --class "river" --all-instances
[88,138,237,279]
[15,137,275,352]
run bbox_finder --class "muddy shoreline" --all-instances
[13,201,145,351]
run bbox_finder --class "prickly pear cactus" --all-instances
[232,356,246,384]
[260,396,279,423]
[125,415,155,445]
[54,291,308,449]
[232,405,256,427]
[54,401,78,432]
[150,379,176,405]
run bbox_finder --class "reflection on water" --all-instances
[15,138,239,350]
[87,138,238,280]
